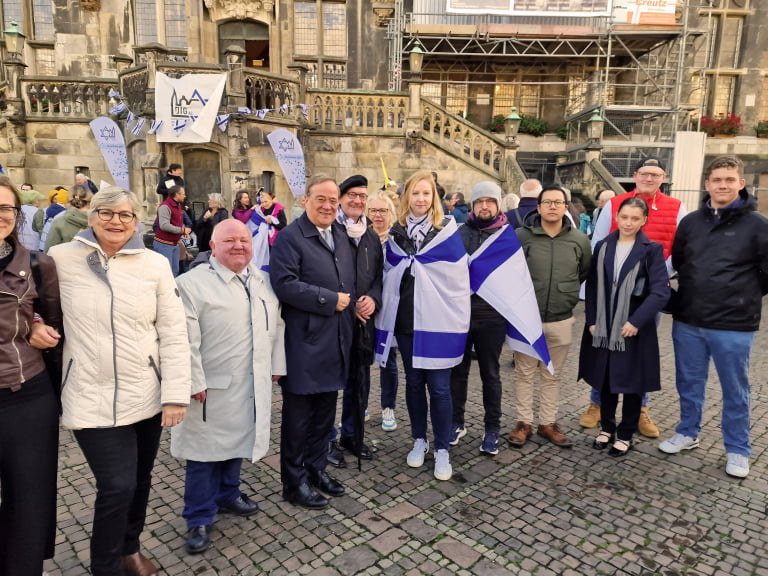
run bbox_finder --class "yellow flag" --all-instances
[380,157,389,189]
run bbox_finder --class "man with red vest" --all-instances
[154,185,191,276]
[579,157,687,437]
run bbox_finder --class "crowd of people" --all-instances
[0,155,766,576]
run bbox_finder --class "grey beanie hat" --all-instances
[470,181,502,207]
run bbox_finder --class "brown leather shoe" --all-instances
[507,421,533,448]
[122,552,158,576]
[537,423,573,448]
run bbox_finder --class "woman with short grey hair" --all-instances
[48,186,191,576]
[194,192,229,252]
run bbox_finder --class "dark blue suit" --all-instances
[270,213,357,488]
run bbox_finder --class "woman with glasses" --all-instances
[0,176,62,576]
[49,187,191,576]
[578,196,670,457]
[366,191,401,432]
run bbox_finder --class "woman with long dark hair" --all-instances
[578,196,670,456]
[0,175,62,576]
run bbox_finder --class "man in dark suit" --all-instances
[270,174,357,509]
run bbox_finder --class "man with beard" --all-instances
[448,182,509,455]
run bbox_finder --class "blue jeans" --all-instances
[183,459,243,528]
[153,239,180,277]
[397,333,453,451]
[380,347,399,410]
[672,320,754,457]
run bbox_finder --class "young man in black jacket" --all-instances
[658,155,768,478]
[449,182,508,455]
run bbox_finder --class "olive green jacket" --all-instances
[516,215,592,323]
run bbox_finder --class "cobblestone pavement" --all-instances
[45,305,768,576]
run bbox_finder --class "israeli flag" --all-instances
[246,208,271,272]
[469,224,553,374]
[148,120,163,135]
[375,219,470,369]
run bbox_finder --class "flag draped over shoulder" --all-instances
[469,224,553,374]
[246,209,271,272]
[375,219,470,369]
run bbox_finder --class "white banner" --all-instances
[267,128,306,199]
[89,117,129,189]
[446,0,611,16]
[154,73,227,143]
[620,0,675,25]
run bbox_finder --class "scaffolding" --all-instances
[389,0,708,153]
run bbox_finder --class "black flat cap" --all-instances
[339,175,368,195]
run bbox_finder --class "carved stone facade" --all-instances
[203,0,274,24]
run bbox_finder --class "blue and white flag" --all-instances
[148,119,163,135]
[109,102,126,115]
[375,219,470,369]
[298,104,311,119]
[469,224,553,373]
[256,109,268,119]
[130,117,146,136]
[246,208,271,272]
[216,114,230,132]
[237,107,253,114]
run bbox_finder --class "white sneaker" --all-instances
[434,449,452,481]
[407,438,429,467]
[382,408,397,431]
[658,433,700,454]
[725,453,749,478]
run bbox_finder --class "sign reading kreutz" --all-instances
[154,73,227,143]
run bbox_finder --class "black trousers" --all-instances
[74,413,163,576]
[599,386,642,442]
[450,318,506,433]
[281,390,338,488]
[0,371,58,576]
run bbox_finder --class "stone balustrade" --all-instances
[421,100,506,178]
[23,78,118,120]
[306,89,409,133]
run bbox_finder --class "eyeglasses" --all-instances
[345,192,368,201]
[95,209,137,224]
[636,171,665,179]
[0,205,19,220]
[368,208,389,215]
[539,200,567,207]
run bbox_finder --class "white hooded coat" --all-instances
[171,257,285,462]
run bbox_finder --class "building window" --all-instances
[32,0,53,40]
[2,0,23,29]
[135,0,187,49]
[3,0,53,40]
[219,21,270,68]
[35,47,54,75]
[294,1,347,89]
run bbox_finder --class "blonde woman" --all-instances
[375,170,470,480]
[367,191,399,431]
[44,187,93,252]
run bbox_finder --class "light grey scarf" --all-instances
[592,242,641,352]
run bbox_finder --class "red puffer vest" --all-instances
[608,190,681,259]
[154,197,184,245]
